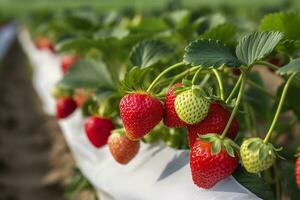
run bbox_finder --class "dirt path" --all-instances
[0,41,74,200]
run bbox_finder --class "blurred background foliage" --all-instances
[0,0,299,18]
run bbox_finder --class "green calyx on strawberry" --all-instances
[51,85,74,99]
[108,129,140,165]
[174,82,210,125]
[240,137,280,173]
[119,92,164,140]
[190,133,239,189]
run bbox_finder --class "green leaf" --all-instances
[259,12,300,41]
[166,10,191,29]
[56,37,95,53]
[93,27,129,40]
[183,39,241,67]
[93,33,151,62]
[276,38,300,54]
[120,67,152,93]
[59,59,115,90]
[233,166,275,200]
[200,23,237,46]
[236,31,283,66]
[131,18,169,33]
[130,40,173,68]
[92,89,115,102]
[276,58,300,75]
[64,9,98,30]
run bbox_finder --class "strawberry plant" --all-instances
[26,6,300,200]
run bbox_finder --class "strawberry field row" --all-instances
[24,6,300,200]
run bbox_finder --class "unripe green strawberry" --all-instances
[174,89,210,125]
[240,138,276,173]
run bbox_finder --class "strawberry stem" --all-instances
[228,73,274,99]
[221,67,251,139]
[243,102,256,137]
[146,62,185,92]
[256,60,279,71]
[169,66,199,86]
[191,67,202,84]
[212,69,224,101]
[225,74,242,104]
[199,74,211,87]
[263,72,297,143]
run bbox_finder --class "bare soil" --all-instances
[0,41,74,200]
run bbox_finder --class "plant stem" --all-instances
[158,66,199,88]
[228,74,274,98]
[221,69,249,139]
[263,73,297,143]
[192,67,202,84]
[200,74,211,87]
[225,74,242,104]
[248,105,258,137]
[243,102,255,137]
[146,62,185,92]
[171,66,199,85]
[212,69,224,100]
[256,60,279,71]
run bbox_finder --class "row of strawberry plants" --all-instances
[28,8,300,199]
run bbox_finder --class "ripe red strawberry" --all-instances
[56,97,77,119]
[35,37,55,53]
[108,132,140,164]
[84,116,115,148]
[187,103,239,148]
[268,57,282,67]
[232,68,241,76]
[120,93,164,140]
[73,88,92,107]
[61,55,78,74]
[296,156,300,189]
[190,138,239,189]
[163,83,187,128]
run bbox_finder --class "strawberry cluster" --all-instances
[32,9,300,195]
[39,34,300,192]
[113,81,240,188]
